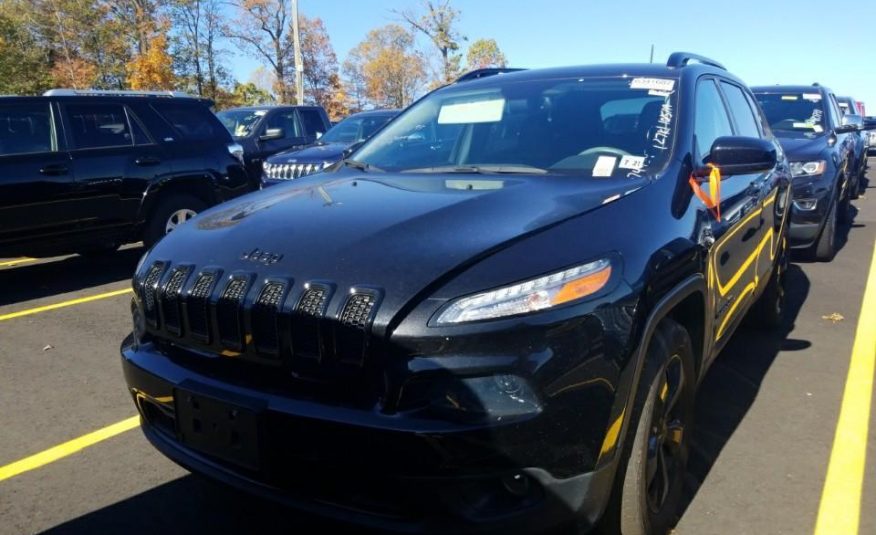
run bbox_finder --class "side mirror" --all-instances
[863,116,876,131]
[842,114,864,130]
[260,127,284,141]
[704,136,777,176]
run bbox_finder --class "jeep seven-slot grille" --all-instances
[251,281,287,355]
[160,266,190,336]
[188,272,217,342]
[298,286,328,316]
[142,261,166,327]
[217,276,250,351]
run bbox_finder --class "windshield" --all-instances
[216,109,267,138]
[321,113,395,144]
[352,76,679,177]
[754,92,826,138]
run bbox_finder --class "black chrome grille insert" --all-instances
[142,261,166,328]
[339,293,377,330]
[335,290,381,366]
[217,275,251,351]
[293,283,333,361]
[252,280,288,356]
[160,265,190,336]
[187,271,218,343]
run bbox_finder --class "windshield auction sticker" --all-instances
[630,78,675,92]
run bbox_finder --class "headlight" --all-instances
[435,258,612,325]
[790,160,826,177]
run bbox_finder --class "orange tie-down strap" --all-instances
[689,163,722,222]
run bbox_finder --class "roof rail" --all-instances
[42,89,196,98]
[666,52,725,71]
[455,68,526,83]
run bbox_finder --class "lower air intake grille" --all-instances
[252,281,287,355]
[142,261,166,328]
[161,266,190,336]
[217,276,250,351]
[339,293,377,330]
[188,272,217,343]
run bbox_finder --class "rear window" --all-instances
[151,101,227,142]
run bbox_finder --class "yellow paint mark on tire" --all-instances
[0,288,133,322]
[814,240,876,535]
[0,416,140,483]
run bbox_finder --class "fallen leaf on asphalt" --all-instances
[822,312,844,323]
[42,344,54,351]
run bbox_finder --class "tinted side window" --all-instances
[826,94,841,128]
[0,104,54,156]
[151,101,225,141]
[66,103,132,149]
[298,109,327,136]
[266,111,302,138]
[126,108,152,145]
[694,79,734,164]
[720,82,761,138]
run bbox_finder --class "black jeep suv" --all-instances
[216,105,331,180]
[752,85,858,260]
[122,53,790,534]
[0,90,254,258]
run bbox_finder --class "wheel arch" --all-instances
[138,175,219,226]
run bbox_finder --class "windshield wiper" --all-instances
[402,164,548,175]
[343,159,382,172]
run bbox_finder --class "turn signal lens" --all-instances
[435,259,612,325]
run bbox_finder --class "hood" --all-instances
[775,135,828,160]
[267,142,348,164]
[146,170,644,334]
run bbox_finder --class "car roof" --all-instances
[220,105,321,112]
[348,109,400,118]
[751,84,833,95]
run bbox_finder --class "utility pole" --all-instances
[292,0,304,105]
[649,44,654,64]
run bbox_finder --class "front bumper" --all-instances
[122,337,616,533]
[787,177,835,248]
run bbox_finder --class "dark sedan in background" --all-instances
[261,109,398,185]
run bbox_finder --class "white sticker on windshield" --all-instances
[630,78,675,92]
[793,122,816,129]
[438,98,505,124]
[802,93,822,101]
[619,155,646,170]
[813,125,824,133]
[648,89,673,98]
[781,95,798,101]
[254,110,268,116]
[593,156,617,177]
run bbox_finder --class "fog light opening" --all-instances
[502,472,531,497]
[793,198,818,211]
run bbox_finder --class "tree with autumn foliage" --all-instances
[128,30,176,90]
[346,24,426,109]
[224,0,295,103]
[397,0,465,85]
[466,38,507,70]
[299,16,341,113]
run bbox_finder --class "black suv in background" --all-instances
[123,53,791,534]
[216,105,331,180]
[0,90,254,258]
[836,95,868,196]
[262,109,398,185]
[753,85,858,260]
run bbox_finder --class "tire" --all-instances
[600,319,696,535]
[837,186,852,225]
[143,194,207,248]
[811,195,838,262]
[749,235,788,328]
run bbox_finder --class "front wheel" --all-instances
[599,319,695,535]
[810,195,838,262]
[143,194,207,248]
[750,235,788,328]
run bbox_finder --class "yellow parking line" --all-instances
[0,257,35,268]
[0,288,133,322]
[814,239,876,535]
[0,416,140,483]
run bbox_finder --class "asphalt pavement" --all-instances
[1,166,875,534]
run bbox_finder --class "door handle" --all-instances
[39,165,68,176]
[135,156,161,166]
